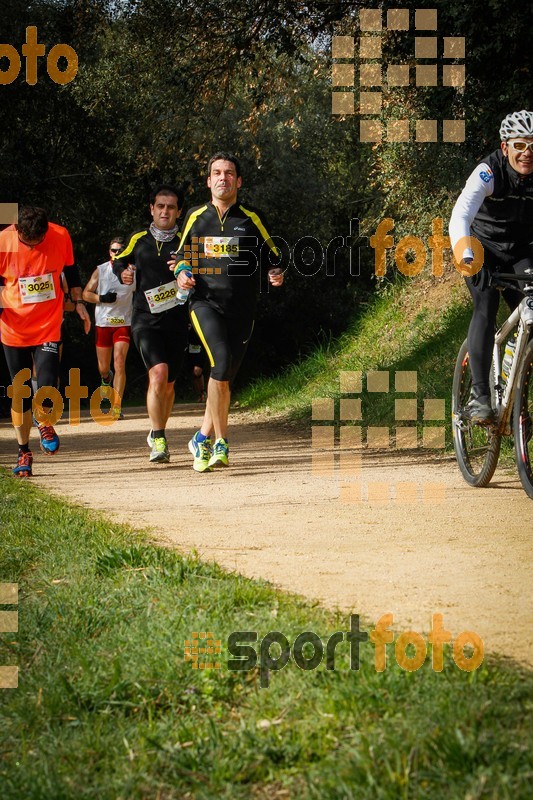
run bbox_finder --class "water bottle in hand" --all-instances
[177,270,193,305]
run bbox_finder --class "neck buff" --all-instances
[150,222,179,242]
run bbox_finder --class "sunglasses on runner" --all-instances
[110,247,123,254]
[508,140,533,153]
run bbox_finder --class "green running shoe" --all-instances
[208,437,229,469]
[150,437,170,463]
[188,431,213,473]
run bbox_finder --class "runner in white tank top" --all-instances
[82,237,135,418]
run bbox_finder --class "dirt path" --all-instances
[1,405,531,666]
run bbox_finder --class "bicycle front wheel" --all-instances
[513,338,533,499]
[452,339,501,487]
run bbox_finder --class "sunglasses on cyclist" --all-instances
[508,140,533,153]
[110,247,123,254]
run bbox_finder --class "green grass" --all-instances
[1,474,532,799]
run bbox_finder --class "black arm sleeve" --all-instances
[112,253,130,284]
[256,214,282,287]
[63,263,82,289]
[112,231,140,283]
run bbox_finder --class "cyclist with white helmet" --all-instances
[449,110,533,423]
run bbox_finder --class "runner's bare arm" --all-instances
[82,269,100,304]
[83,269,118,304]
[69,286,91,334]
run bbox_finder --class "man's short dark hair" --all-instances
[16,206,48,241]
[207,152,241,178]
[149,184,184,208]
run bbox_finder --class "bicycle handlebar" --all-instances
[495,273,533,280]
[489,272,533,291]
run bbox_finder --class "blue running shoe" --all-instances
[38,424,60,455]
[13,450,33,477]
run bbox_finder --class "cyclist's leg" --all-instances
[465,277,500,397]
[502,254,533,312]
[463,248,505,422]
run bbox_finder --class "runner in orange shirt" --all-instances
[0,206,90,477]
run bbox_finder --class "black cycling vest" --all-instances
[471,149,533,254]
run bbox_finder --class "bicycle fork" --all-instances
[492,298,533,434]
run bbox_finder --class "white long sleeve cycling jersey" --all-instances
[449,163,495,262]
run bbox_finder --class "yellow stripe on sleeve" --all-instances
[113,230,147,262]
[239,205,280,256]
[190,309,215,368]
[177,206,209,254]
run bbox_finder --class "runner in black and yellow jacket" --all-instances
[113,184,188,463]
[171,152,283,473]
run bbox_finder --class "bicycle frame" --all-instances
[491,276,533,435]
[452,269,533,495]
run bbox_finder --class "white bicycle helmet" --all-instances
[499,110,533,140]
